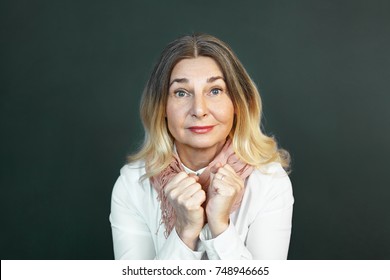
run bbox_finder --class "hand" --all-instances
[206,163,244,237]
[164,172,206,250]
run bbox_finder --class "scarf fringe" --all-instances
[150,140,254,237]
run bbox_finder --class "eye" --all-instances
[210,88,222,95]
[174,90,189,98]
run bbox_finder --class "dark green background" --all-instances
[1,0,389,259]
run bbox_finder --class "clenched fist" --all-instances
[164,172,206,249]
[206,163,244,237]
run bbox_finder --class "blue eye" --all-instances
[175,90,188,97]
[210,88,221,95]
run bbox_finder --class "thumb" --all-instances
[188,173,199,181]
[209,162,222,193]
[210,162,222,174]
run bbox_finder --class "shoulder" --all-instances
[119,160,147,183]
[246,161,293,202]
[112,160,149,198]
[250,162,291,186]
[241,162,293,221]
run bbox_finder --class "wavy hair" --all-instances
[129,33,290,179]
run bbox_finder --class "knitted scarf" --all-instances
[150,139,254,237]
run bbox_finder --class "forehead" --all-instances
[170,56,223,80]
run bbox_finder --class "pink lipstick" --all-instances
[188,125,215,134]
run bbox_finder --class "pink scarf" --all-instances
[150,139,254,237]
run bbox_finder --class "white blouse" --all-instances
[109,160,294,260]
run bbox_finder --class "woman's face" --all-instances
[166,56,234,154]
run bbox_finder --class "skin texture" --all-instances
[164,56,244,249]
[166,56,234,171]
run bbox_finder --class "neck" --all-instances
[175,141,226,171]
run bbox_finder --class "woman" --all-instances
[110,33,294,260]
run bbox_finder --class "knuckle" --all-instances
[187,176,197,184]
[168,188,179,200]
[199,190,206,201]
[225,185,237,196]
[166,193,174,202]
[183,199,192,209]
[176,194,186,205]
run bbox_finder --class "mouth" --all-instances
[187,125,215,134]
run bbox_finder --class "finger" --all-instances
[213,169,233,184]
[188,173,199,181]
[210,162,223,174]
[191,189,206,204]
[165,174,197,196]
[165,172,189,191]
[218,164,238,178]
[209,162,224,188]
[221,163,235,174]
[210,179,237,197]
[179,182,203,198]
[213,172,243,195]
[177,187,206,210]
[217,166,242,185]
[210,164,243,196]
[181,188,206,206]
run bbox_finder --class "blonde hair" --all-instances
[129,33,290,178]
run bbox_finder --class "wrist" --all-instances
[206,217,229,238]
[176,227,200,250]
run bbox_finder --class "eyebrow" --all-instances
[207,76,225,83]
[169,76,225,87]
[169,78,189,87]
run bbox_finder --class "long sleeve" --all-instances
[156,229,204,260]
[109,162,293,260]
[110,174,156,259]
[199,164,294,260]
[245,171,293,259]
[199,223,252,259]
[109,164,205,260]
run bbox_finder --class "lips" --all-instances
[188,125,215,134]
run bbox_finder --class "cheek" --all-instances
[166,104,183,134]
[214,102,235,124]
[166,101,176,122]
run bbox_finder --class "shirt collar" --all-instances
[181,164,207,176]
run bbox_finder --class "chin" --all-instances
[183,139,225,150]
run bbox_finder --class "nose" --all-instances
[191,94,208,118]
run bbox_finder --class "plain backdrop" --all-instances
[1,0,389,259]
